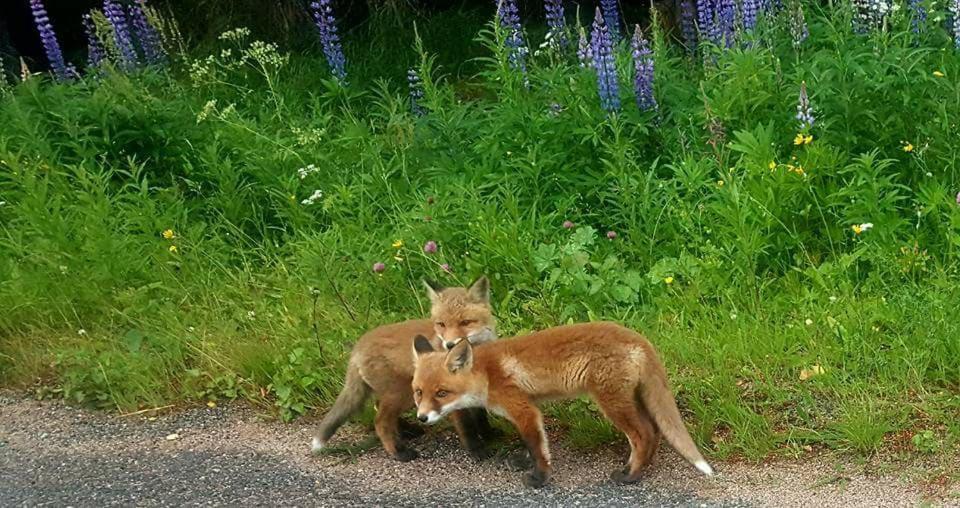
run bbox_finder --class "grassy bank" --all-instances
[1,2,959,459]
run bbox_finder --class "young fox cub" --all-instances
[411,322,714,488]
[312,277,498,461]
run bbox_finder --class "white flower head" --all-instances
[859,223,874,232]
[301,189,323,205]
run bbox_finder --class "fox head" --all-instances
[411,335,485,424]
[423,276,496,351]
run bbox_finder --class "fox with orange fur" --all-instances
[411,322,714,487]
[312,277,499,461]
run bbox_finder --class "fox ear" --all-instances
[466,276,490,304]
[445,339,473,373]
[413,335,434,358]
[423,279,443,302]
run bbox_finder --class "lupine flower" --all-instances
[698,0,719,46]
[563,220,575,229]
[631,25,657,113]
[741,0,759,31]
[591,8,620,113]
[951,0,960,49]
[129,0,165,65]
[718,0,737,47]
[600,0,622,40]
[104,0,139,70]
[372,262,386,273]
[496,0,529,79]
[310,0,347,83]
[577,27,592,67]
[408,68,425,116]
[544,0,568,48]
[29,0,73,81]
[680,0,698,52]
[796,81,814,130]
[908,0,926,36]
[791,3,809,47]
[82,14,106,71]
[423,241,438,254]
[606,230,618,239]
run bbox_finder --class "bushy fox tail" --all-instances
[638,361,714,476]
[312,362,370,453]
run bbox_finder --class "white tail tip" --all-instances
[311,437,325,454]
[695,460,714,476]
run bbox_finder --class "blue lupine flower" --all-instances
[577,27,592,67]
[790,2,808,47]
[600,0,622,40]
[310,0,347,83]
[796,81,814,130]
[544,0,568,48]
[951,0,960,48]
[631,25,657,112]
[591,8,620,112]
[718,0,737,47]
[908,0,926,36]
[697,0,719,45]
[104,0,139,70]
[680,0,698,52]
[129,0,165,65]
[741,0,759,31]
[82,14,106,70]
[29,0,72,81]
[495,0,529,81]
[408,68,425,116]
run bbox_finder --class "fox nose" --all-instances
[444,341,457,350]
[418,414,428,423]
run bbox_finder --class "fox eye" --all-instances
[459,320,475,327]
[436,390,448,398]
[414,389,422,398]
[436,322,446,328]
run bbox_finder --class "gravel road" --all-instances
[0,393,954,507]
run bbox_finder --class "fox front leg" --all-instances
[498,401,552,488]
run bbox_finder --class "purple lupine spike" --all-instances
[718,0,737,47]
[741,0,759,31]
[129,0,165,65]
[600,0,622,40]
[104,0,139,70]
[790,3,808,47]
[408,68,425,116]
[577,27,592,67]
[495,0,529,81]
[796,81,814,130]
[591,7,620,112]
[680,0,698,52]
[544,0,568,48]
[951,0,960,49]
[631,25,657,113]
[908,0,926,36]
[310,0,347,83]
[29,0,72,81]
[697,0,719,45]
[82,14,106,70]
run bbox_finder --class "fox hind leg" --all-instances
[594,392,659,483]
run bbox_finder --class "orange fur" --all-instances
[412,322,713,487]
[312,277,497,461]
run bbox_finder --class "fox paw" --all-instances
[505,450,533,471]
[522,469,549,489]
[398,420,426,441]
[393,447,420,462]
[610,468,641,484]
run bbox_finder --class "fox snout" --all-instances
[444,341,458,350]
[416,410,442,425]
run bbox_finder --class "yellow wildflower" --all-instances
[392,239,403,249]
[902,142,914,153]
[793,166,805,176]
[394,256,404,262]
[794,133,805,145]
[852,225,863,235]
[768,161,776,171]
[162,229,175,240]
[804,135,813,144]
[664,276,674,285]
[169,245,179,253]
[717,180,725,187]
[933,71,945,78]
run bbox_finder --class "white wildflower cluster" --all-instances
[297,164,320,180]
[292,127,325,147]
[219,27,251,42]
[301,189,323,205]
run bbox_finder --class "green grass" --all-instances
[1,2,959,462]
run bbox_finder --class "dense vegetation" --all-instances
[1,0,959,460]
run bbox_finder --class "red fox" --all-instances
[312,277,499,461]
[411,322,714,487]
